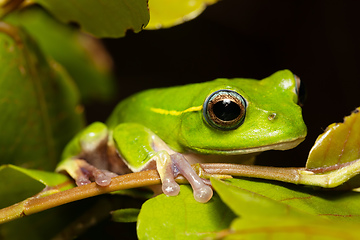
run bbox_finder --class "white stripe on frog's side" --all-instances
[150,105,202,116]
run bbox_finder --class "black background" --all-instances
[91,0,360,167]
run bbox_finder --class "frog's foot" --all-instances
[59,159,118,187]
[156,151,213,203]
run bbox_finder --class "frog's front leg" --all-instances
[56,122,126,186]
[113,123,213,203]
[170,153,214,202]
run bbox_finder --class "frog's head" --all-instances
[179,70,307,155]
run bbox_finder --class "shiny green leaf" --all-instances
[0,23,84,170]
[137,185,236,240]
[211,177,308,219]
[212,178,360,239]
[213,178,360,223]
[32,0,149,38]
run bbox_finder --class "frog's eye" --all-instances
[203,90,247,130]
[294,75,306,106]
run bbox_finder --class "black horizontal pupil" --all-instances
[212,99,241,121]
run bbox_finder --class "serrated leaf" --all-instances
[32,0,149,38]
[137,185,236,240]
[7,7,116,103]
[0,23,84,170]
[146,0,218,29]
[306,107,360,169]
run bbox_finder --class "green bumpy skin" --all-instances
[57,70,307,203]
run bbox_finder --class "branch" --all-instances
[1,160,360,224]
[0,170,161,224]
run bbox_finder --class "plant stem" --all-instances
[1,160,360,224]
[0,170,161,224]
[201,163,303,183]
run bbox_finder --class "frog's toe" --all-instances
[193,186,213,203]
[162,176,181,196]
[158,153,181,196]
[60,159,117,187]
[75,176,92,186]
[93,169,118,186]
[170,153,213,203]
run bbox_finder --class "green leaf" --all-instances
[213,178,360,223]
[0,164,84,240]
[306,107,360,169]
[211,177,308,219]
[2,164,72,188]
[146,0,218,29]
[112,208,140,223]
[226,217,360,240]
[0,164,74,209]
[212,178,360,239]
[137,185,236,240]
[32,0,149,38]
[0,165,43,209]
[0,23,85,170]
[7,7,116,103]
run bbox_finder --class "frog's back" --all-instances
[106,82,204,130]
[106,75,270,133]
[106,78,256,129]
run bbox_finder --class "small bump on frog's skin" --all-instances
[268,113,277,121]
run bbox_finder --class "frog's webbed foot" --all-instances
[60,159,118,187]
[156,152,213,203]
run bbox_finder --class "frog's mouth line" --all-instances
[191,137,306,155]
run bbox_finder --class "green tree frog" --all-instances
[56,70,307,203]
